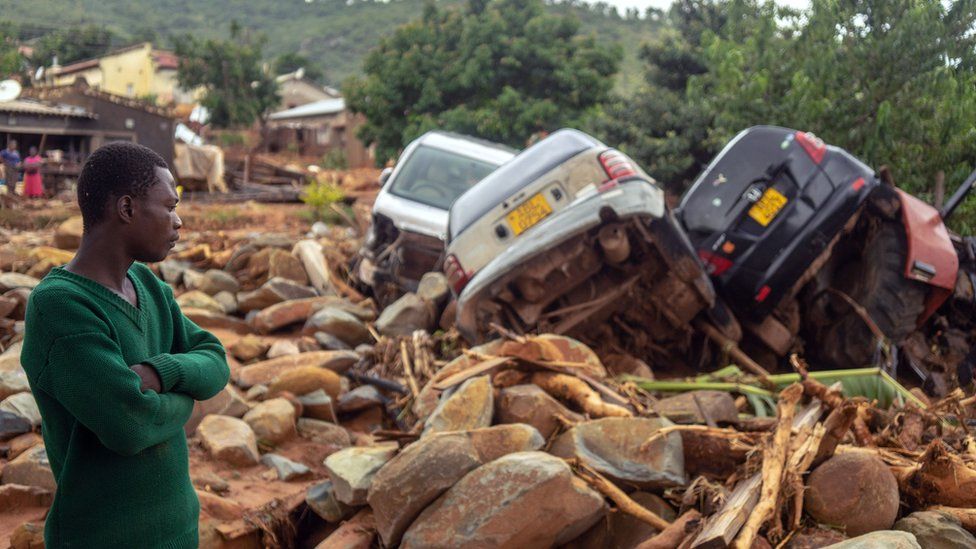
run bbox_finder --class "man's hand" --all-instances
[131,363,163,393]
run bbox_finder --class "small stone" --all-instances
[297,390,338,422]
[197,489,245,521]
[550,417,685,489]
[181,269,206,292]
[246,385,269,400]
[323,444,398,505]
[261,453,311,480]
[376,293,434,337]
[0,273,39,293]
[465,423,545,462]
[172,243,212,262]
[243,398,297,444]
[417,272,450,307]
[176,290,224,314]
[423,375,493,436]
[192,471,230,494]
[267,248,309,285]
[0,392,40,427]
[653,390,739,425]
[197,414,260,466]
[293,239,337,295]
[306,480,355,523]
[266,339,300,359]
[203,269,240,295]
[314,332,352,351]
[0,410,30,441]
[213,291,238,315]
[158,259,189,285]
[303,307,370,346]
[237,277,318,313]
[0,484,53,512]
[184,386,252,435]
[298,418,351,448]
[1,445,55,491]
[229,334,271,362]
[235,350,359,388]
[181,308,250,333]
[496,384,584,439]
[54,215,83,249]
[6,432,42,459]
[823,531,920,549]
[806,452,900,537]
[10,521,45,549]
[401,452,605,549]
[295,336,321,353]
[338,385,384,414]
[268,365,342,401]
[893,511,976,549]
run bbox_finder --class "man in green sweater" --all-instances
[22,142,230,548]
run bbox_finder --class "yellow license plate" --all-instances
[748,187,788,227]
[507,193,553,235]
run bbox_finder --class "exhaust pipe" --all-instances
[598,225,631,264]
[940,167,976,221]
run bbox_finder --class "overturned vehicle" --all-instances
[444,129,728,363]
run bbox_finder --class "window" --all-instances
[389,145,501,210]
[126,84,134,97]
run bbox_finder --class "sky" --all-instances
[598,0,811,13]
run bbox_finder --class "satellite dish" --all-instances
[296,67,305,80]
[0,80,22,103]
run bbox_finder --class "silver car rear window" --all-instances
[389,145,501,210]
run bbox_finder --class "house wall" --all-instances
[279,80,332,110]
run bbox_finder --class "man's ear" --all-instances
[117,195,135,224]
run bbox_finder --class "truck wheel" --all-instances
[814,221,927,369]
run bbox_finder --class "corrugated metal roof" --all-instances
[269,98,345,120]
[0,99,95,118]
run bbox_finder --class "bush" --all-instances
[301,178,347,223]
[321,149,348,170]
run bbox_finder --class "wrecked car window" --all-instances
[388,145,499,210]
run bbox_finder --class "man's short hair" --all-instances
[77,142,168,230]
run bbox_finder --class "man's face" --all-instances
[128,167,182,263]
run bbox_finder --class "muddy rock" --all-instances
[228,334,270,362]
[368,432,483,546]
[297,390,337,422]
[496,384,585,438]
[417,272,450,307]
[185,385,251,435]
[243,398,297,444]
[324,444,398,506]
[293,239,337,296]
[235,350,358,388]
[376,293,434,337]
[268,365,342,400]
[823,531,920,549]
[0,295,17,318]
[569,492,676,548]
[805,452,899,537]
[423,375,493,436]
[159,260,189,286]
[237,277,318,313]
[653,390,739,425]
[197,489,244,521]
[54,215,83,249]
[203,269,240,295]
[550,417,685,489]
[191,472,230,494]
[7,432,42,459]
[0,274,39,293]
[2,445,55,491]
[9,521,45,549]
[177,290,224,314]
[303,307,370,346]
[249,296,351,334]
[306,480,356,523]
[893,511,976,549]
[0,484,53,512]
[261,453,311,480]
[267,339,300,359]
[267,248,309,285]
[0,366,29,401]
[314,331,352,351]
[213,291,238,315]
[298,418,351,448]
[0,392,40,427]
[785,527,848,549]
[197,414,260,466]
[181,308,250,334]
[466,424,545,462]
[0,410,31,440]
[401,451,606,549]
[338,385,384,414]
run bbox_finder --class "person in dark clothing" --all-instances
[21,142,230,548]
[0,140,21,188]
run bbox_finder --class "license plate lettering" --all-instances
[748,187,788,227]
[507,193,553,235]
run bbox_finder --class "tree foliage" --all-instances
[344,0,622,163]
[0,22,22,78]
[175,23,279,128]
[273,52,325,83]
[30,24,119,66]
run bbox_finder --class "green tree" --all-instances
[0,22,23,78]
[273,52,325,83]
[175,23,279,128]
[344,0,622,163]
[30,24,119,66]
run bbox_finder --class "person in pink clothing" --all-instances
[23,147,43,198]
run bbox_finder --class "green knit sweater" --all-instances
[21,263,230,549]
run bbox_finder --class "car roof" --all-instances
[414,131,518,166]
[448,128,605,240]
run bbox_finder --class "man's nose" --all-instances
[173,213,183,230]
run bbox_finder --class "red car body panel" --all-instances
[896,188,958,323]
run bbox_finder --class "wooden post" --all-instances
[934,170,946,210]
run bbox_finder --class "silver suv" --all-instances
[356,131,516,305]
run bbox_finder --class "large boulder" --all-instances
[323,444,398,506]
[893,511,976,549]
[249,296,358,334]
[550,417,685,489]
[267,248,309,285]
[197,415,260,466]
[0,274,39,293]
[261,453,311,481]
[54,215,84,249]
[297,418,350,448]
[496,384,584,438]
[243,398,297,444]
[0,392,40,427]
[303,307,370,347]
[237,277,317,313]
[569,492,676,548]
[0,410,31,440]
[228,334,270,362]
[176,290,224,314]
[2,445,56,491]
[292,240,337,296]
[375,293,434,337]
[416,272,450,308]
[180,308,250,334]
[306,480,355,523]
[805,452,900,537]
[266,339,300,359]
[0,364,30,401]
[184,385,251,436]
[423,375,493,436]
[823,531,920,549]
[268,366,342,400]
[202,269,240,295]
[234,350,359,388]
[465,424,545,462]
[401,452,606,549]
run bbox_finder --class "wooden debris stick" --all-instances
[781,423,827,534]
[573,462,671,531]
[532,372,633,418]
[430,356,513,391]
[812,401,858,467]
[636,510,702,549]
[733,383,804,549]
[640,425,755,452]
[691,473,762,548]
[399,340,420,399]
[412,330,433,379]
[695,320,772,382]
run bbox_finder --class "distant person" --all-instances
[0,140,20,188]
[22,147,43,198]
[21,142,230,548]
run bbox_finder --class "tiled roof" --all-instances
[0,98,95,118]
[269,98,345,120]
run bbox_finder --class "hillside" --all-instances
[0,0,661,94]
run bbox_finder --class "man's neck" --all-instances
[66,227,134,293]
